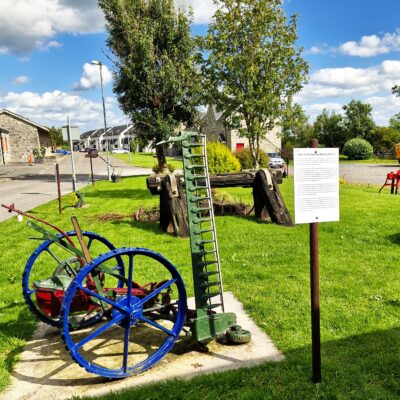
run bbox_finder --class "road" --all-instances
[0,152,151,222]
[288,162,399,186]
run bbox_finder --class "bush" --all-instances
[234,147,269,169]
[152,163,176,173]
[205,142,241,173]
[342,138,373,160]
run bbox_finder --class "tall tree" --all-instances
[281,101,312,147]
[199,0,309,168]
[47,126,64,151]
[98,0,200,172]
[342,100,375,140]
[313,109,347,148]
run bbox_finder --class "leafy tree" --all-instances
[342,100,375,140]
[281,101,313,147]
[199,0,309,168]
[366,126,400,155]
[99,0,200,172]
[389,114,400,131]
[47,126,64,151]
[313,109,347,149]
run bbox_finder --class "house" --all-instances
[199,105,281,154]
[80,124,152,152]
[0,109,51,164]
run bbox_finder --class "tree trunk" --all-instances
[156,145,169,174]
[159,174,189,237]
[252,170,293,227]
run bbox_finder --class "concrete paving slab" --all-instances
[1,292,283,400]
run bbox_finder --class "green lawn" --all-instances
[0,177,399,399]
[111,152,182,169]
[339,155,399,164]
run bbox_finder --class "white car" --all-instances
[267,152,284,168]
[111,149,129,154]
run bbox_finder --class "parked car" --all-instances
[55,149,71,155]
[267,152,284,168]
[85,148,99,158]
[111,149,129,154]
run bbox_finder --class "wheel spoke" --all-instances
[45,247,62,264]
[136,279,176,309]
[122,324,131,373]
[87,237,94,249]
[77,285,128,315]
[74,314,125,351]
[140,315,177,337]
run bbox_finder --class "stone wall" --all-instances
[0,114,40,163]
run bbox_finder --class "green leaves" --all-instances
[199,0,309,167]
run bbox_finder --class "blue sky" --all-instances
[1,0,400,131]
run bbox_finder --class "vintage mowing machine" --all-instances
[3,132,250,379]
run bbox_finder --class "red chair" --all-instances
[379,171,396,194]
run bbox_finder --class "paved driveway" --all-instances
[0,153,151,222]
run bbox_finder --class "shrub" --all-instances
[152,163,176,173]
[234,147,269,169]
[32,146,46,158]
[205,142,241,173]
[342,138,373,160]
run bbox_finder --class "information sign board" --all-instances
[294,148,339,224]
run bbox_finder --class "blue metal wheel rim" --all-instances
[60,247,187,379]
[22,231,123,327]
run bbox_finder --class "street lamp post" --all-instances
[91,60,111,180]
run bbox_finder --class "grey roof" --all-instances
[212,105,225,122]
[0,127,9,133]
[0,109,50,132]
[85,125,134,138]
[80,129,99,139]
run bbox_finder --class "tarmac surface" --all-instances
[0,152,152,222]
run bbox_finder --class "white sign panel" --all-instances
[294,148,339,224]
[62,126,81,141]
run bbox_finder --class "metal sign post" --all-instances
[65,117,77,193]
[294,139,340,384]
[309,138,321,383]
[55,163,62,214]
[90,156,94,187]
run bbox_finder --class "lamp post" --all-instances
[91,60,111,180]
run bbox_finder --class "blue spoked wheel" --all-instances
[60,248,187,379]
[22,231,124,328]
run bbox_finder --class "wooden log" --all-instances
[159,174,189,237]
[146,170,283,194]
[252,170,293,227]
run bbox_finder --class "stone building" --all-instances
[0,109,51,164]
[199,105,281,153]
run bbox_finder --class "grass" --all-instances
[0,176,400,399]
[339,155,399,164]
[111,152,182,169]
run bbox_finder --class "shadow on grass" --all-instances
[109,219,174,237]
[387,232,400,245]
[84,188,150,200]
[5,323,400,399]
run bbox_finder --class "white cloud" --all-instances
[296,60,400,124]
[0,0,103,55]
[0,0,213,55]
[298,61,400,102]
[74,63,112,91]
[0,90,119,129]
[175,0,217,24]
[339,31,400,57]
[12,75,31,85]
